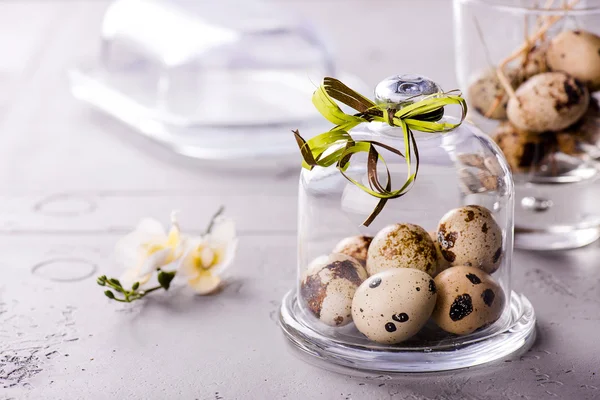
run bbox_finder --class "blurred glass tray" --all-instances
[69,66,364,163]
[68,0,366,165]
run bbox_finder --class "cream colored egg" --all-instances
[351,268,437,344]
[332,235,373,266]
[507,72,589,133]
[492,121,543,173]
[547,30,600,91]
[366,223,437,276]
[521,42,549,80]
[559,98,600,149]
[300,254,368,327]
[429,231,450,276]
[468,68,520,120]
[436,205,503,274]
[432,266,506,335]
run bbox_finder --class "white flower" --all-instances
[178,216,238,295]
[116,212,184,290]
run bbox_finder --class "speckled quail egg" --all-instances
[521,43,549,79]
[366,223,437,277]
[429,231,450,275]
[458,168,485,194]
[468,68,520,120]
[432,266,505,335]
[555,131,585,156]
[459,168,500,193]
[457,153,485,168]
[332,235,373,266]
[493,121,545,173]
[456,155,503,194]
[483,155,504,176]
[436,205,502,274]
[506,72,589,133]
[351,268,437,344]
[560,97,600,150]
[547,30,600,91]
[300,254,368,327]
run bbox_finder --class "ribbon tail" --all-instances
[410,129,420,180]
[293,130,316,170]
[363,171,393,227]
[401,121,412,181]
[363,198,387,227]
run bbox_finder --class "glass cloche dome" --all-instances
[279,74,536,372]
[69,0,364,165]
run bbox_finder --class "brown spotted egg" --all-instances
[432,266,506,335]
[507,72,589,133]
[436,205,502,274]
[351,268,437,344]
[546,30,600,91]
[468,68,520,120]
[300,254,368,327]
[493,121,545,173]
[366,223,437,276]
[429,231,450,276]
[332,235,373,266]
[521,42,549,80]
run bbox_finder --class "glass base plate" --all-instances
[515,225,600,250]
[279,289,536,373]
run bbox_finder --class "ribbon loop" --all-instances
[294,77,467,226]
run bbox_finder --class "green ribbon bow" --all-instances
[294,77,467,226]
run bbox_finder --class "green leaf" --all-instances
[132,282,140,291]
[157,271,176,290]
[104,290,115,300]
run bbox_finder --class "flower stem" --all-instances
[205,206,225,234]
[141,286,163,295]
[99,277,168,303]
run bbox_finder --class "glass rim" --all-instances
[456,0,600,14]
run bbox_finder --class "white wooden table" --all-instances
[0,1,599,399]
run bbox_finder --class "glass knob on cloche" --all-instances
[374,74,443,104]
[280,73,536,373]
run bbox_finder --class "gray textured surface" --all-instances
[0,1,598,399]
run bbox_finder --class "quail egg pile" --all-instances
[468,29,600,174]
[300,205,506,344]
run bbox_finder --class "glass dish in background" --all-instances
[69,0,364,165]
[454,0,600,249]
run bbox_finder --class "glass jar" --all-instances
[454,0,600,249]
[279,75,535,372]
[69,0,364,166]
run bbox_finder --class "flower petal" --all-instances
[114,242,141,269]
[135,218,167,236]
[188,271,221,295]
[119,267,140,290]
[119,266,152,290]
[176,236,212,276]
[211,239,238,275]
[208,217,236,244]
[176,246,198,278]
[139,248,173,276]
[114,218,167,268]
